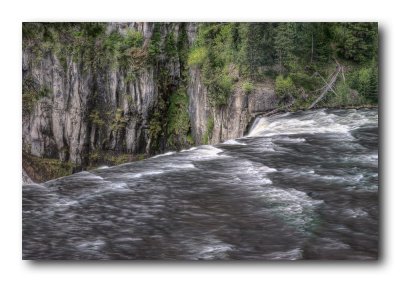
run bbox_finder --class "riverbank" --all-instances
[22,151,74,183]
[22,151,148,183]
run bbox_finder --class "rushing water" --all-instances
[22,108,379,260]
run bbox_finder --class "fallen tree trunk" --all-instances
[260,108,282,117]
[308,64,342,110]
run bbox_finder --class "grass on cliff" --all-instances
[166,88,193,149]
[23,152,73,183]
[88,151,147,169]
[23,150,149,183]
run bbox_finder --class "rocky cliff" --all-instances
[22,22,277,178]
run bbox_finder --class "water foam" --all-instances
[232,160,276,186]
[343,208,368,218]
[123,170,165,178]
[255,187,324,232]
[182,236,234,260]
[250,117,350,137]
[53,199,79,207]
[263,248,303,260]
[163,163,196,169]
[97,166,109,169]
[120,162,196,180]
[274,136,306,143]
[151,151,176,158]
[247,109,376,138]
[76,239,105,250]
[183,145,229,161]
[223,139,246,145]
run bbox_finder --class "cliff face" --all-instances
[23,23,183,167]
[187,67,276,145]
[210,81,276,144]
[23,49,93,165]
[22,22,277,174]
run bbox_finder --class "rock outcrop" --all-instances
[22,169,34,184]
[22,22,277,173]
[23,23,183,167]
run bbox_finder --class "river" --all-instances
[22,108,379,260]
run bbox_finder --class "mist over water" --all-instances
[23,108,379,260]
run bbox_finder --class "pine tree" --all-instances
[334,23,378,63]
[274,23,297,73]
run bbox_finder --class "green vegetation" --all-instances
[333,23,378,63]
[111,108,128,131]
[147,24,192,153]
[89,110,106,127]
[88,150,146,168]
[349,64,379,102]
[87,149,149,172]
[22,76,51,115]
[188,47,207,66]
[24,22,378,124]
[330,81,356,106]
[275,75,296,104]
[165,32,178,57]
[189,22,378,110]
[272,22,378,107]
[188,23,242,107]
[167,88,193,149]
[147,23,161,62]
[23,22,378,112]
[22,151,73,182]
[148,98,166,153]
[202,116,215,144]
[22,22,150,132]
[23,22,147,79]
[149,112,163,143]
[323,63,378,107]
[242,81,254,94]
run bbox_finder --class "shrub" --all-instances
[167,88,191,148]
[111,108,128,131]
[147,23,161,61]
[109,154,130,165]
[22,76,51,116]
[186,134,194,145]
[347,65,378,103]
[89,110,105,127]
[334,81,351,105]
[323,80,366,107]
[89,150,101,163]
[207,72,234,107]
[202,116,215,144]
[188,47,207,66]
[242,81,254,94]
[137,154,146,161]
[22,151,73,182]
[290,72,319,92]
[123,29,144,49]
[275,75,296,99]
[165,32,177,56]
[149,111,163,142]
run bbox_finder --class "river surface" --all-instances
[23,108,379,260]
